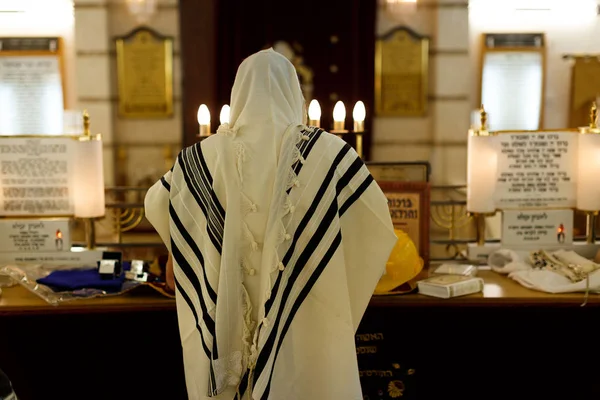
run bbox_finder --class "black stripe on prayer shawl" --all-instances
[169,203,217,303]
[171,239,217,358]
[174,278,211,359]
[234,369,250,400]
[286,127,324,195]
[260,171,373,398]
[192,143,226,218]
[186,145,225,239]
[340,174,374,216]
[255,145,356,386]
[178,148,224,254]
[263,142,352,316]
[260,232,342,400]
[258,157,364,398]
[160,176,171,191]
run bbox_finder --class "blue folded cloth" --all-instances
[37,268,125,293]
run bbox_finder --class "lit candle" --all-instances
[220,104,230,125]
[332,101,346,132]
[352,101,365,132]
[197,104,211,137]
[352,101,366,158]
[55,229,63,251]
[308,99,321,127]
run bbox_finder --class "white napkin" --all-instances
[509,269,600,294]
[487,249,531,274]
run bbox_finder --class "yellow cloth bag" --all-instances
[374,229,424,294]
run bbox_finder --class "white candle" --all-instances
[467,134,497,213]
[577,133,600,211]
[352,101,365,132]
[197,104,211,136]
[332,101,346,132]
[308,99,321,127]
[219,104,230,125]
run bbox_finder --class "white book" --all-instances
[417,275,484,299]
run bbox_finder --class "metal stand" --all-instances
[586,211,598,244]
[85,218,96,249]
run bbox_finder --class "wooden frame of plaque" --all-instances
[366,161,430,183]
[116,27,174,118]
[377,181,430,267]
[375,26,429,117]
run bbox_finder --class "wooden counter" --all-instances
[1,269,597,317]
[371,268,600,307]
[2,270,600,400]
[0,284,176,316]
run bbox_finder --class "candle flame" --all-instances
[56,229,62,239]
[352,101,366,122]
[333,101,346,122]
[220,104,230,125]
[308,99,321,120]
[197,104,210,125]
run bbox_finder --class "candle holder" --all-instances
[469,212,496,246]
[73,110,105,250]
[576,102,600,244]
[466,105,497,247]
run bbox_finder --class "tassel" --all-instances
[278,262,285,271]
[302,134,310,141]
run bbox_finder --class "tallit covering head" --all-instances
[145,48,397,400]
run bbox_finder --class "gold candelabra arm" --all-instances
[590,101,598,129]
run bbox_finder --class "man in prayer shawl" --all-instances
[145,48,397,400]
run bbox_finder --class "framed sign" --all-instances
[0,136,77,217]
[0,37,66,135]
[375,26,429,117]
[366,161,430,183]
[494,130,578,209]
[479,33,546,131]
[378,181,430,267]
[116,27,174,118]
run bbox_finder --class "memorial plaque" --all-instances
[494,131,578,209]
[0,37,65,135]
[116,27,174,118]
[375,27,429,117]
[378,181,430,266]
[502,209,573,247]
[0,137,76,216]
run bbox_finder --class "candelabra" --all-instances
[196,100,368,158]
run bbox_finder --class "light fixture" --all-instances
[308,99,321,127]
[352,101,366,132]
[219,104,230,125]
[352,101,366,158]
[332,101,346,133]
[197,104,210,137]
[72,110,105,249]
[577,102,600,244]
[466,105,497,246]
[125,0,157,25]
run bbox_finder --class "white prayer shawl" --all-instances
[145,49,397,400]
